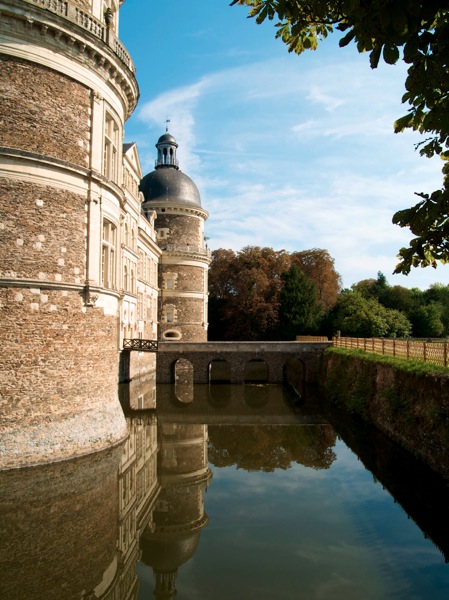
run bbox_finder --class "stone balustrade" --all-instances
[163,244,211,257]
[25,0,136,72]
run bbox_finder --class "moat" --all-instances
[1,384,449,600]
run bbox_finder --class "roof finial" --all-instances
[165,117,170,133]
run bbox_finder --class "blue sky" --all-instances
[119,0,448,290]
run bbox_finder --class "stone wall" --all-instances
[321,349,449,480]
[0,57,90,167]
[156,213,202,246]
[173,264,204,290]
[0,179,86,281]
[0,286,126,468]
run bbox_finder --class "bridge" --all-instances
[155,340,331,385]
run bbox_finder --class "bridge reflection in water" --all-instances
[1,378,449,599]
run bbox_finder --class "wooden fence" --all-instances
[296,336,329,342]
[333,336,449,368]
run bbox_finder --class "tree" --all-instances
[208,246,291,340]
[231,0,449,274]
[331,290,412,337]
[208,246,340,340]
[412,303,445,337]
[424,283,449,335]
[278,265,322,338]
[290,248,341,311]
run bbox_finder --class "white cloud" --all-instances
[132,54,448,290]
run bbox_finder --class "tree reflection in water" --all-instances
[208,424,336,471]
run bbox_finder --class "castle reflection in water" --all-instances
[2,379,449,600]
[2,379,331,600]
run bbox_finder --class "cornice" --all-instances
[145,204,210,220]
[0,277,122,305]
[0,146,126,204]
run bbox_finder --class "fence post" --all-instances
[444,341,447,368]
[424,342,427,363]
[407,339,410,360]
[382,338,385,356]
[393,339,396,357]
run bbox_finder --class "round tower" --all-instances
[0,0,138,468]
[140,132,211,342]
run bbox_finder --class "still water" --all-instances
[1,384,449,600]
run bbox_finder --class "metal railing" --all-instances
[333,336,449,368]
[123,339,158,352]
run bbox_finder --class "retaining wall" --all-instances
[321,349,449,479]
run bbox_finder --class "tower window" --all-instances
[103,111,119,182]
[102,219,117,289]
[163,304,177,323]
[123,264,128,291]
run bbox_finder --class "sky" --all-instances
[119,0,448,291]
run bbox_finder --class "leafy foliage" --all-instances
[278,265,322,338]
[231,0,449,273]
[331,290,412,337]
[342,271,449,337]
[208,246,341,340]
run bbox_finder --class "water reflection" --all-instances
[1,382,449,599]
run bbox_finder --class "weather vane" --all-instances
[165,117,170,133]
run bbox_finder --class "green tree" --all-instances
[231,0,449,274]
[278,265,322,338]
[351,272,389,302]
[412,303,445,337]
[331,290,412,337]
[423,283,449,335]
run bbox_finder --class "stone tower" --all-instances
[140,132,211,342]
[0,0,138,468]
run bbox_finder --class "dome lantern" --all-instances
[155,131,179,169]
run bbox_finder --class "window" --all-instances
[104,112,119,182]
[123,264,128,291]
[138,251,144,278]
[124,222,129,247]
[131,227,136,251]
[102,219,117,289]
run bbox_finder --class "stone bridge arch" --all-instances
[156,341,331,386]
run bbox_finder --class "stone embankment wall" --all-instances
[320,349,449,480]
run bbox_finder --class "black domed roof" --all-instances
[140,168,202,207]
[157,132,178,146]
